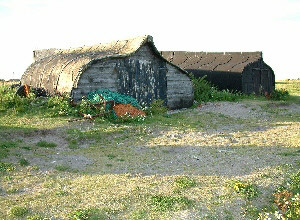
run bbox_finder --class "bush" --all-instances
[270,89,290,100]
[190,74,242,103]
[47,94,78,116]
[0,86,35,112]
[146,99,168,116]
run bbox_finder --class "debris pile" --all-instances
[113,104,146,116]
[88,90,145,117]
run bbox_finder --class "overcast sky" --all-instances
[0,0,299,80]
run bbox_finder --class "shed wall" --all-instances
[186,69,243,92]
[72,43,193,109]
[167,64,194,109]
[72,44,168,107]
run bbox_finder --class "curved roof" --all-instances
[22,35,180,94]
[160,51,262,73]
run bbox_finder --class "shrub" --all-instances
[190,75,213,103]
[145,99,168,116]
[0,86,35,112]
[270,89,290,100]
[190,74,242,103]
[47,94,77,116]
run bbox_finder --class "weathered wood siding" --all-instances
[72,44,168,106]
[72,43,193,109]
[72,60,118,101]
[166,64,194,109]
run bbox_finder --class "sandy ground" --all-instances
[4,101,299,177]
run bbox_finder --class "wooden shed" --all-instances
[21,35,194,109]
[161,51,275,95]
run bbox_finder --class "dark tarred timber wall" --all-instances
[161,51,275,95]
[186,69,242,91]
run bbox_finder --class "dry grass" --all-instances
[0,81,299,219]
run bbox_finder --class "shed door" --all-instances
[261,70,270,95]
[252,69,272,95]
[253,69,261,95]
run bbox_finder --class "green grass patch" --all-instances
[9,206,29,217]
[0,162,15,172]
[230,180,259,200]
[174,176,196,191]
[149,194,193,211]
[19,158,30,166]
[55,165,71,172]
[0,140,18,160]
[36,140,57,148]
[69,208,108,220]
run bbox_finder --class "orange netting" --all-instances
[113,104,146,117]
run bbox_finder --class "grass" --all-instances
[0,80,299,219]
[36,140,57,148]
[9,206,29,217]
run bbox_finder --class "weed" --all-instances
[278,150,300,156]
[130,209,148,220]
[107,154,116,160]
[19,158,30,166]
[22,146,32,150]
[46,94,78,117]
[146,99,168,116]
[68,139,79,149]
[55,165,71,172]
[270,89,290,101]
[9,206,29,217]
[56,189,69,196]
[0,162,15,172]
[69,208,108,220]
[289,170,300,194]
[7,188,19,193]
[26,214,48,220]
[190,74,243,103]
[231,180,259,200]
[0,140,18,160]
[174,176,196,190]
[36,140,57,148]
[149,194,193,211]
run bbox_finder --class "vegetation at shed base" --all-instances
[190,74,244,103]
